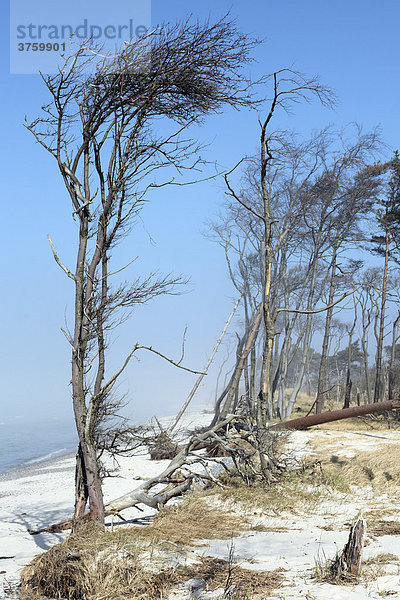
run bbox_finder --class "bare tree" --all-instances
[356,269,381,403]
[26,18,260,525]
[370,154,400,402]
[217,126,334,426]
[213,113,381,432]
[343,304,358,409]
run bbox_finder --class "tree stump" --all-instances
[330,518,366,578]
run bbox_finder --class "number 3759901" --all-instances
[18,42,66,52]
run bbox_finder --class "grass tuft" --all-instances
[214,459,348,513]
[20,496,253,600]
[309,441,400,491]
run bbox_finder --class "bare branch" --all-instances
[134,345,206,375]
[277,288,359,315]
[47,235,76,281]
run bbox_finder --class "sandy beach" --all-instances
[0,412,203,598]
[0,453,76,597]
[0,445,166,598]
[2,420,400,599]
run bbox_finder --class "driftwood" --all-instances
[30,416,236,535]
[30,401,400,535]
[330,518,366,577]
[273,399,400,431]
[105,415,235,514]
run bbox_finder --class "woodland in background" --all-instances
[212,141,400,422]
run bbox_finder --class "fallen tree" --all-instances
[30,416,238,535]
[272,399,400,430]
[30,399,400,535]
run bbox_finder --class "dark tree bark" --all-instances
[330,519,366,578]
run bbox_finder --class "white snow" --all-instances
[2,413,400,599]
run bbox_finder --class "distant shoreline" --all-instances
[0,448,76,482]
[0,418,78,477]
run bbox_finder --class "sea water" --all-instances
[0,416,78,474]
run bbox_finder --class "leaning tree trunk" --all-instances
[374,227,389,403]
[316,248,337,413]
[242,295,251,400]
[388,311,400,401]
[72,208,105,526]
[249,318,258,408]
[214,305,263,424]
[211,333,246,426]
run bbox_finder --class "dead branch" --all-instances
[168,296,242,434]
[30,416,237,535]
[133,345,205,375]
[105,416,236,514]
[47,235,76,281]
[276,288,360,315]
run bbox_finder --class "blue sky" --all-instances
[1,0,399,425]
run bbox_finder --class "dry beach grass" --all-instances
[11,410,400,600]
[20,499,284,600]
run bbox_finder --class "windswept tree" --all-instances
[310,132,382,413]
[212,106,381,438]
[369,152,400,402]
[26,17,260,526]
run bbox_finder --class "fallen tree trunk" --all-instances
[105,415,236,513]
[272,399,400,431]
[30,416,236,535]
[30,400,400,535]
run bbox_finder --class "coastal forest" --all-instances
[10,13,400,600]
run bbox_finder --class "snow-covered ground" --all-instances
[2,413,400,599]
[0,410,213,597]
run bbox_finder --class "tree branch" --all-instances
[47,235,76,281]
[277,288,359,315]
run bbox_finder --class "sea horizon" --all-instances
[0,415,78,474]
[0,404,211,475]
